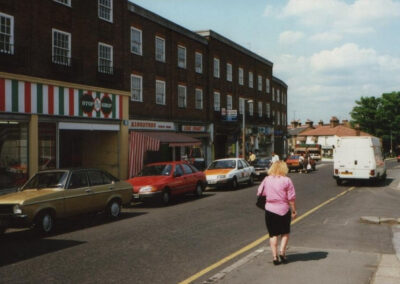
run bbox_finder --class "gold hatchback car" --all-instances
[0,168,133,234]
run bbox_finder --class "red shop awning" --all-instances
[138,131,201,147]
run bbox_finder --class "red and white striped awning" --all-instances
[128,131,201,177]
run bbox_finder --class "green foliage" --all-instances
[350,92,400,154]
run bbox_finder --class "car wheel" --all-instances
[161,190,171,205]
[231,177,238,190]
[336,179,343,186]
[35,211,54,234]
[248,175,254,186]
[107,199,121,218]
[194,183,203,197]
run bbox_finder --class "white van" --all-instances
[333,136,386,185]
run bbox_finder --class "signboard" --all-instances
[221,108,238,121]
[129,120,175,130]
[182,125,206,132]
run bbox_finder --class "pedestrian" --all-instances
[248,151,256,164]
[271,152,280,163]
[299,153,305,173]
[256,161,297,265]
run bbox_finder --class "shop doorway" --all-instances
[59,130,119,177]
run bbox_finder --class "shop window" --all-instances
[0,121,28,191]
[39,123,56,170]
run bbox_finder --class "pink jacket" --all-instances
[257,175,296,216]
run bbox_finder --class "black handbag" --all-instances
[256,185,266,210]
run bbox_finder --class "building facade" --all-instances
[0,0,287,191]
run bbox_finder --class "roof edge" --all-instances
[272,76,288,88]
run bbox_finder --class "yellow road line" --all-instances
[178,186,356,284]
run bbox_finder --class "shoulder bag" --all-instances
[256,184,266,210]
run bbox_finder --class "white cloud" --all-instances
[309,32,342,43]
[279,30,305,45]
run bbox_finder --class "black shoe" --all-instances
[273,258,281,265]
[279,254,288,264]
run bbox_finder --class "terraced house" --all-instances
[0,0,287,192]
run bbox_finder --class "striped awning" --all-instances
[128,131,201,177]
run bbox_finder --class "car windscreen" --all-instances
[255,158,271,166]
[289,155,300,160]
[208,160,236,169]
[138,164,172,176]
[22,171,69,190]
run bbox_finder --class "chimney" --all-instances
[355,123,360,136]
[342,119,350,127]
[291,120,299,128]
[305,119,313,128]
[318,120,324,126]
[330,116,339,128]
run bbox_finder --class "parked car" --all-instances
[127,161,206,205]
[204,158,256,189]
[286,155,316,172]
[0,168,133,235]
[253,157,271,180]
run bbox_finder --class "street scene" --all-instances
[1,0,400,283]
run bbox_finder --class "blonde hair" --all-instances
[268,160,289,176]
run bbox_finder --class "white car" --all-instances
[204,158,256,189]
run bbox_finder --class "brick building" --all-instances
[0,0,287,191]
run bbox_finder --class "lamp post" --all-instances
[242,99,253,159]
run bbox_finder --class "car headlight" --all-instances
[217,175,226,179]
[139,186,155,193]
[13,204,22,215]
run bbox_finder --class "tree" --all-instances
[351,92,400,154]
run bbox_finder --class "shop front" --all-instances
[128,120,203,177]
[0,73,129,193]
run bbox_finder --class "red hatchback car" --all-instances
[127,161,206,205]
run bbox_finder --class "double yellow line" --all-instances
[179,186,356,284]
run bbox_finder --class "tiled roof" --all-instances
[298,125,372,137]
[288,126,311,136]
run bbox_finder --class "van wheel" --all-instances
[35,211,54,234]
[336,179,343,186]
[107,199,122,218]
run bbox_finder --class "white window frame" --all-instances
[195,52,203,73]
[131,74,143,102]
[155,36,165,62]
[249,101,254,116]
[130,27,142,55]
[266,78,270,93]
[272,110,276,124]
[258,75,262,91]
[258,101,263,117]
[226,95,233,110]
[0,12,14,55]
[98,42,113,74]
[249,72,253,88]
[266,103,271,118]
[238,67,244,85]
[272,88,275,101]
[239,98,244,115]
[226,63,232,82]
[53,0,71,7]
[214,91,220,111]
[177,45,186,69]
[277,89,281,103]
[213,57,220,78]
[195,88,203,110]
[178,85,187,108]
[277,111,281,125]
[52,28,71,66]
[98,0,113,23]
[156,80,166,105]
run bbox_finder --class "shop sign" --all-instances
[221,108,238,121]
[0,78,122,120]
[182,125,205,132]
[129,120,175,130]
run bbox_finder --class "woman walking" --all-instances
[257,161,297,265]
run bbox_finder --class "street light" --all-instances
[242,99,253,159]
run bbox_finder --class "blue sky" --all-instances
[130,0,400,124]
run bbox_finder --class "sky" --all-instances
[130,0,400,124]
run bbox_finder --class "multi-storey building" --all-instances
[0,0,287,191]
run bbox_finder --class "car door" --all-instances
[237,160,246,183]
[88,170,114,211]
[181,163,196,192]
[170,164,186,195]
[64,170,95,216]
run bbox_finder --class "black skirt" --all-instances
[265,209,291,237]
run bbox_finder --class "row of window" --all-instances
[130,74,287,126]
[53,0,113,23]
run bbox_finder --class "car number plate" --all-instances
[341,171,353,175]
[133,194,139,199]
[208,180,217,184]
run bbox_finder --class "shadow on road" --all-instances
[131,193,214,208]
[336,178,394,188]
[288,251,328,262]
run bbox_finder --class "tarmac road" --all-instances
[0,161,399,283]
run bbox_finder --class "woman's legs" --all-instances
[279,234,290,255]
[269,236,279,260]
